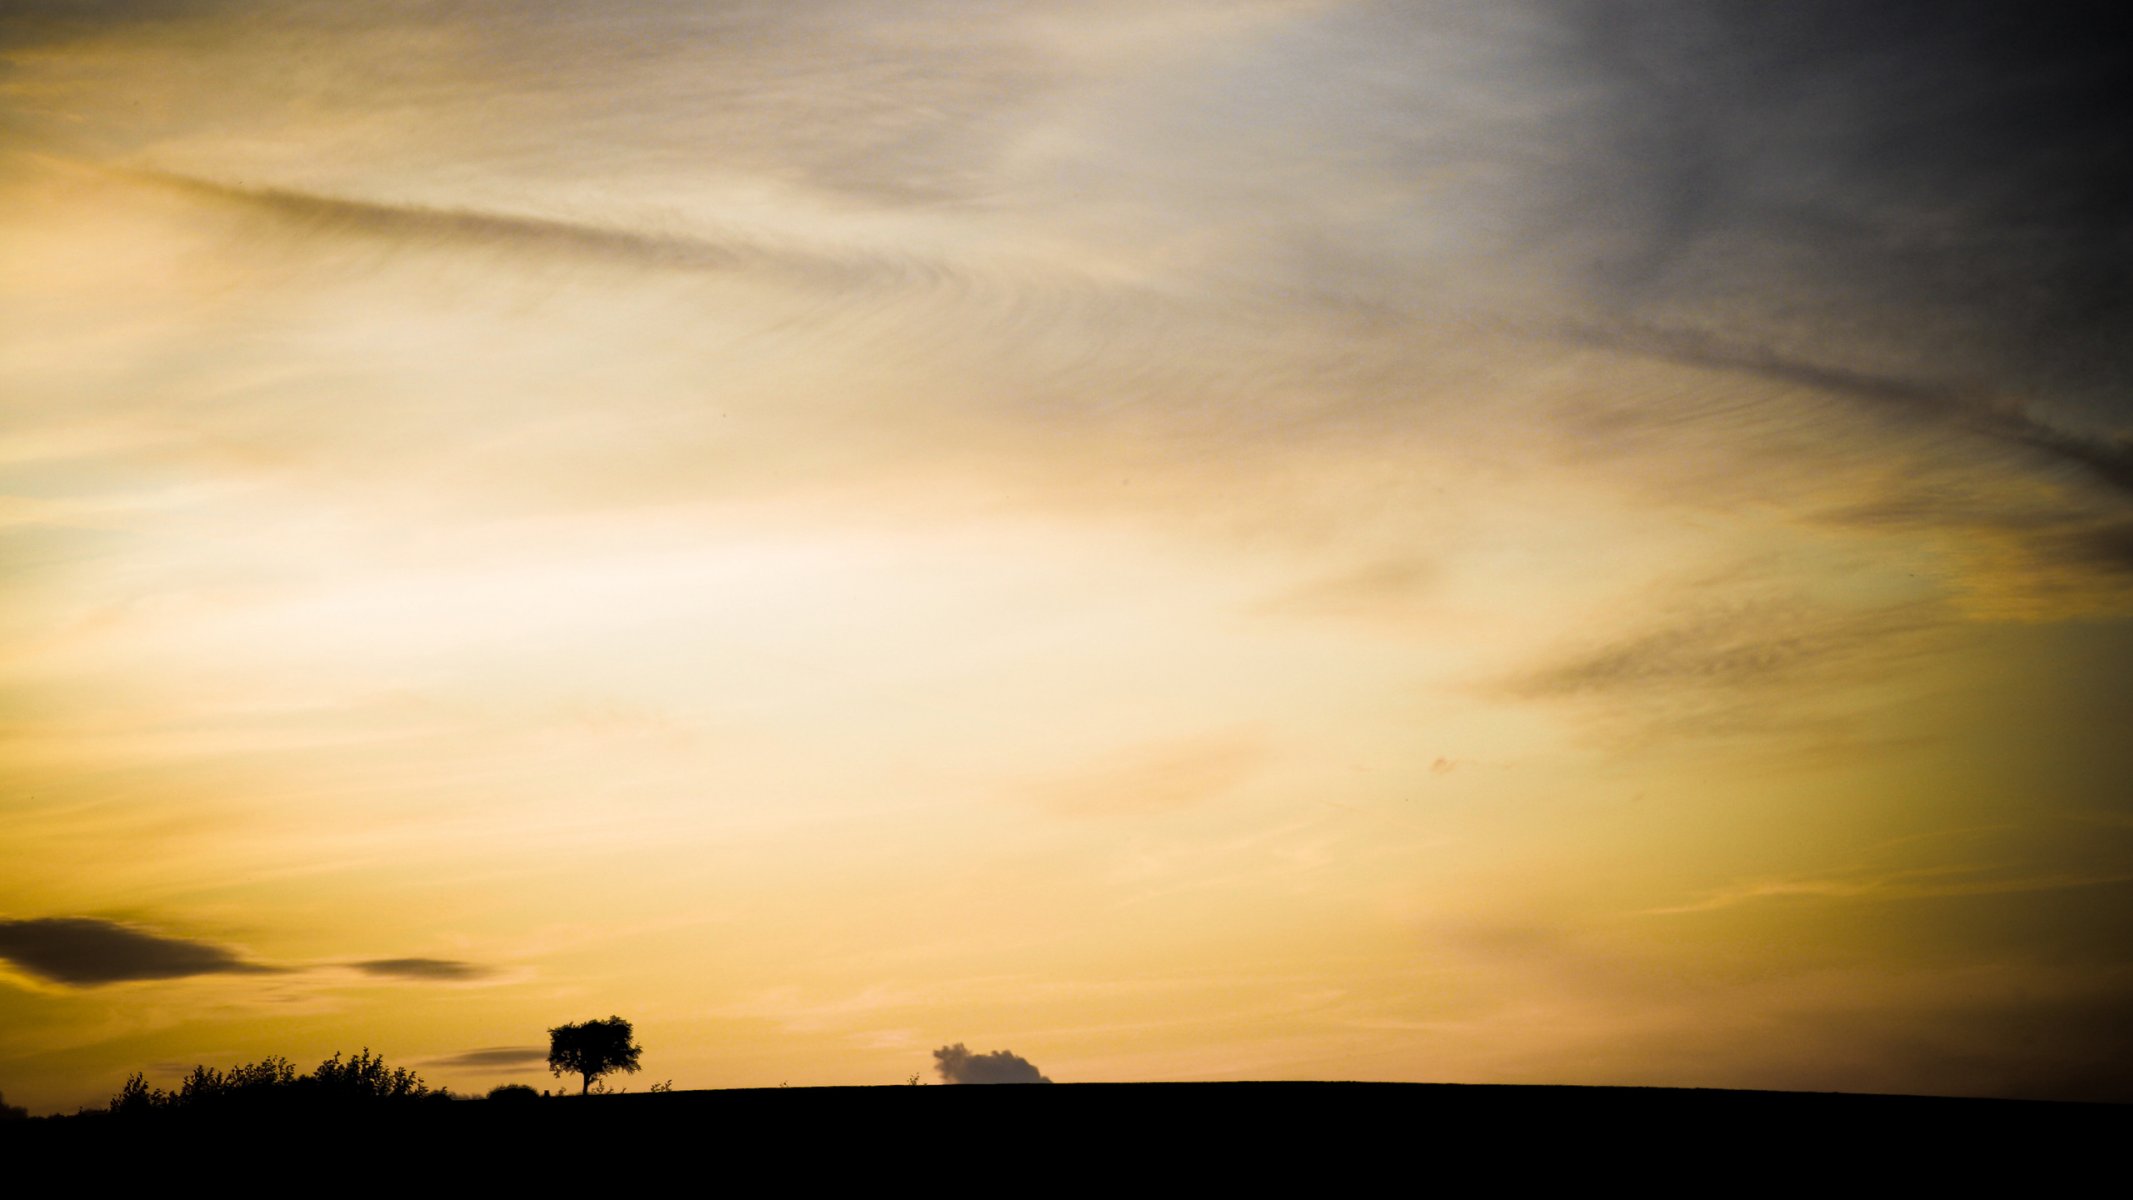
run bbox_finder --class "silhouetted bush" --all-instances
[487,1083,540,1101]
[311,1049,429,1102]
[107,1049,442,1117]
[0,1090,28,1120]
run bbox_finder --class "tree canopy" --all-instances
[547,1015,643,1095]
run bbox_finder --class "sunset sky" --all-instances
[4,1,2130,1114]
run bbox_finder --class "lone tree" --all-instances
[547,1015,643,1095]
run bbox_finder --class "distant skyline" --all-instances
[3,1,2129,1113]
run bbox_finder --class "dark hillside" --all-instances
[9,1081,2122,1181]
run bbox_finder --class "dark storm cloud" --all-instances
[1546,0,2133,414]
[933,1043,1051,1084]
[427,1046,549,1069]
[0,917,279,985]
[348,957,493,982]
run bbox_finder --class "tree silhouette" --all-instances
[547,1015,642,1095]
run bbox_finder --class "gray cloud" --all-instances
[1644,866,2133,917]
[129,170,753,274]
[932,1043,1051,1084]
[0,919,502,988]
[2045,519,2133,575]
[1576,323,2133,500]
[427,1046,549,1070]
[1518,599,1936,699]
[1503,594,1964,755]
[113,168,1011,326]
[0,917,280,985]
[348,957,493,982]
[0,0,228,52]
[1546,1,2133,399]
[1827,495,2133,582]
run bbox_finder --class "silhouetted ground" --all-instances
[8,1082,2124,1182]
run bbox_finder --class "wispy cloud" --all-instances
[1515,597,1939,699]
[1641,819,2133,916]
[0,0,228,52]
[127,170,754,273]
[347,957,494,982]
[1641,867,2133,916]
[426,1046,549,1070]
[1575,323,2133,499]
[1023,730,1268,817]
[1540,0,2133,403]
[1252,558,1438,624]
[117,167,993,299]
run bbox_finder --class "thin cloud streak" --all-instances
[1573,322,2133,499]
[117,168,973,294]
[347,958,495,982]
[1516,598,1939,698]
[426,1046,549,1070]
[1641,869,2133,917]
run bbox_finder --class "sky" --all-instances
[3,1,2131,1113]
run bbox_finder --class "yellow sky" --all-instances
[4,1,2131,1112]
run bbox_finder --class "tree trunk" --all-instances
[581,1073,591,1095]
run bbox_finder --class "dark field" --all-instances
[8,1081,2124,1180]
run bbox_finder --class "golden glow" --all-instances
[3,2,2129,1114]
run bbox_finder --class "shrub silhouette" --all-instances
[487,1083,540,1101]
[107,1049,437,1116]
[310,1049,428,1102]
[547,1015,642,1096]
